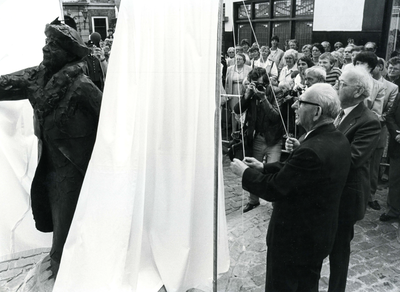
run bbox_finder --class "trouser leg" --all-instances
[369,147,384,201]
[328,221,355,292]
[266,247,322,292]
[248,134,268,204]
[387,155,400,216]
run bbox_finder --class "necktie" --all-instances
[334,109,345,128]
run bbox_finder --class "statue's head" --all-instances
[42,20,89,71]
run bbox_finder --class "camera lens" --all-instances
[256,84,265,91]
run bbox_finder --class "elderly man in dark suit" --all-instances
[328,66,381,292]
[381,93,400,221]
[231,83,351,292]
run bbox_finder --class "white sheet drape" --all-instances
[53,0,229,291]
[0,0,59,258]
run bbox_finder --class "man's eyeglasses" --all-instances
[295,99,323,114]
[297,99,321,107]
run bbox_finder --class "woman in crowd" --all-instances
[293,56,314,90]
[301,44,313,58]
[225,53,252,132]
[311,43,325,65]
[277,49,298,94]
[331,50,344,69]
[254,46,279,81]
[268,35,285,72]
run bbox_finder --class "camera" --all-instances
[253,82,266,92]
[287,86,304,97]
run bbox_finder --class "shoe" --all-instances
[379,213,399,222]
[243,202,260,213]
[368,200,381,210]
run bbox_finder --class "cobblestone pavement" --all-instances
[1,155,399,292]
[218,155,400,292]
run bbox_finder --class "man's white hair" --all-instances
[304,83,341,119]
[305,66,326,81]
[343,66,372,99]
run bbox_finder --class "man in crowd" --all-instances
[364,41,377,53]
[0,21,102,277]
[304,66,326,87]
[231,83,351,291]
[373,57,399,185]
[328,66,381,292]
[353,51,386,210]
[248,46,260,68]
[234,67,283,213]
[240,39,251,65]
[387,56,400,88]
[268,35,285,72]
[342,45,354,69]
[319,52,342,86]
[84,41,108,92]
[382,89,400,221]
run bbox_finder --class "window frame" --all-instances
[233,0,314,47]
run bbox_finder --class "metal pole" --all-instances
[213,0,223,291]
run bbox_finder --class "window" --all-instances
[273,0,291,18]
[386,0,400,59]
[234,0,314,48]
[92,17,108,40]
[238,4,251,19]
[295,0,314,16]
[255,2,270,18]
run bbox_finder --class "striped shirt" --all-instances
[325,67,342,86]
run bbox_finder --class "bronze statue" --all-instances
[0,21,102,277]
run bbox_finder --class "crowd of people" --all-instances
[225,35,400,291]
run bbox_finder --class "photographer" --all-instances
[83,42,108,92]
[233,67,284,212]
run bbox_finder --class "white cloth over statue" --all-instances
[0,0,58,258]
[53,0,230,291]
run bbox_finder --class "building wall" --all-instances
[63,0,116,42]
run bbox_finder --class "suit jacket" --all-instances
[364,78,384,119]
[337,102,381,222]
[381,77,398,113]
[386,93,400,158]
[242,123,351,265]
[376,77,398,148]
